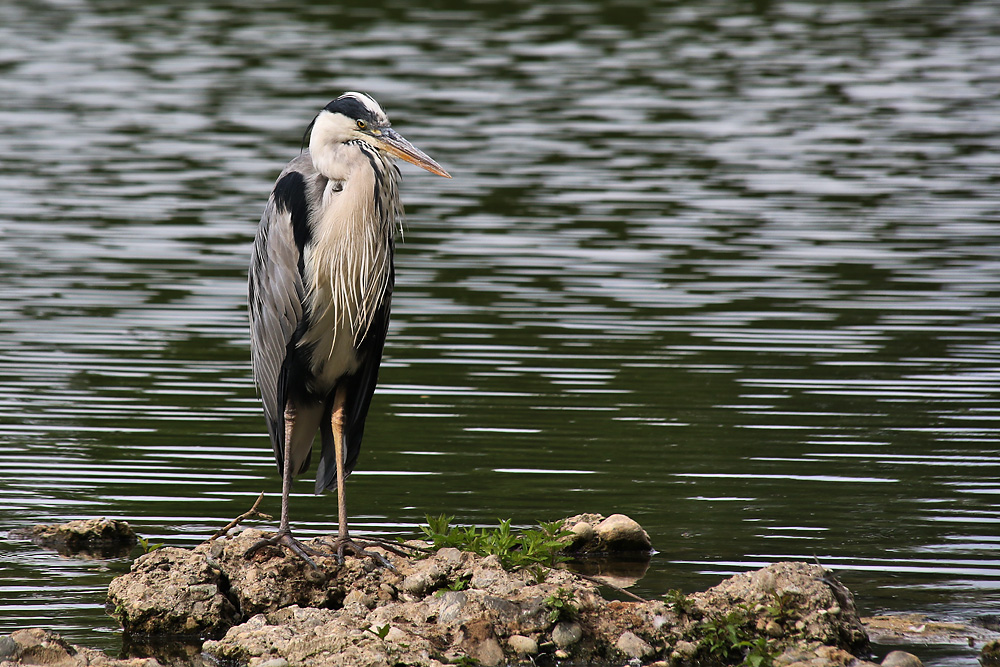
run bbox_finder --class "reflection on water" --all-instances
[2,1,1000,664]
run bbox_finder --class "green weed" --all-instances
[696,607,776,667]
[137,536,164,554]
[419,515,572,571]
[544,587,578,623]
[365,623,391,639]
[664,588,698,617]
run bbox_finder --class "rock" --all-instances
[255,659,289,667]
[0,629,163,667]
[881,650,923,667]
[106,546,239,637]
[457,619,504,666]
[594,514,652,551]
[402,560,447,597]
[437,547,464,565]
[435,591,469,624]
[672,640,698,659]
[218,530,344,615]
[616,630,654,658]
[982,639,1000,666]
[507,634,538,655]
[569,521,595,550]
[9,518,137,558]
[552,621,583,648]
[864,613,992,646]
[694,561,870,655]
[773,644,882,667]
[558,512,652,564]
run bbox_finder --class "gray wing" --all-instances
[248,159,311,463]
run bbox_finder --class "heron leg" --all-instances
[245,402,321,567]
[333,385,349,541]
[321,386,395,570]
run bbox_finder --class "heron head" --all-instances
[307,92,451,178]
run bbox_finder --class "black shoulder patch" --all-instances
[272,171,311,261]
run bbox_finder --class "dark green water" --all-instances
[2,1,1000,664]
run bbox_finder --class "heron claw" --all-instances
[244,530,322,568]
[323,536,397,571]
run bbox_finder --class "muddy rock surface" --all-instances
[8,518,137,558]
[97,521,890,666]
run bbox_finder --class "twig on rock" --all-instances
[209,491,272,541]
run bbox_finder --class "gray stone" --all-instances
[552,621,583,648]
[507,634,538,655]
[616,630,653,658]
[882,651,924,667]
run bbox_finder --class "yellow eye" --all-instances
[356,119,367,130]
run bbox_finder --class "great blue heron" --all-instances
[246,92,450,565]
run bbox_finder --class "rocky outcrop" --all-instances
[98,522,886,666]
[107,546,239,637]
[8,518,136,558]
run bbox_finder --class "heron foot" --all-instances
[321,535,398,570]
[244,530,324,568]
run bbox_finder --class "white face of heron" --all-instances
[308,92,389,150]
[308,91,451,179]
